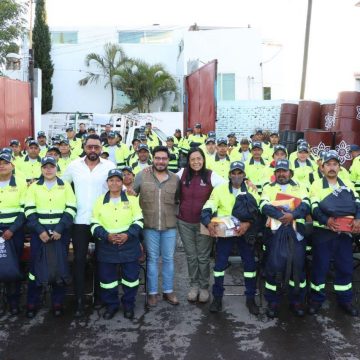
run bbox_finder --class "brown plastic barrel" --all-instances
[335,131,360,169]
[279,103,298,131]
[296,101,321,131]
[304,129,335,156]
[320,104,335,130]
[333,91,360,132]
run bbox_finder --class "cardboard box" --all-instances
[200,216,238,237]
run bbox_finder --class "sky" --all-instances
[43,0,360,100]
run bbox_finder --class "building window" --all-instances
[118,31,172,44]
[263,87,271,100]
[217,73,235,101]
[51,31,78,44]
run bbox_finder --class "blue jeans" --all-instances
[144,228,177,294]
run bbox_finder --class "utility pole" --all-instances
[300,0,312,100]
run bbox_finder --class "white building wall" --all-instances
[182,28,264,100]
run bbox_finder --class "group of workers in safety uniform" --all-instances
[1,123,360,321]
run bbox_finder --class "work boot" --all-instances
[147,294,158,307]
[308,301,321,315]
[9,306,20,316]
[266,303,279,319]
[187,287,199,303]
[26,306,37,319]
[124,308,134,320]
[0,303,6,318]
[246,298,260,315]
[209,297,222,313]
[199,289,210,303]
[103,307,117,320]
[289,303,306,317]
[52,304,64,318]
[163,292,179,305]
[74,298,85,318]
[338,303,359,317]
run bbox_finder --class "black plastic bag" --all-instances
[0,238,22,282]
[265,225,304,293]
[34,240,71,287]
[319,186,357,217]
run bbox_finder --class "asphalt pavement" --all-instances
[1,248,360,360]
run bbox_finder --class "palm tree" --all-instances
[78,43,127,112]
[114,59,178,113]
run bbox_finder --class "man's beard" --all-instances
[87,152,99,161]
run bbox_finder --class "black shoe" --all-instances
[26,307,37,319]
[338,303,359,317]
[209,297,222,313]
[103,308,118,320]
[52,305,64,318]
[124,309,134,320]
[289,303,306,317]
[93,299,103,310]
[246,298,260,315]
[266,303,279,319]
[74,299,85,318]
[308,301,321,315]
[9,306,20,316]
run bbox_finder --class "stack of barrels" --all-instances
[278,91,360,168]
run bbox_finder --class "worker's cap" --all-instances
[166,136,174,142]
[255,129,263,134]
[121,166,134,174]
[297,144,309,153]
[66,126,74,132]
[1,147,12,155]
[88,126,96,131]
[37,131,46,138]
[59,139,69,145]
[350,144,360,152]
[139,134,147,141]
[137,144,150,152]
[270,132,279,137]
[9,139,20,146]
[101,151,109,156]
[206,137,216,144]
[175,128,181,132]
[145,122,152,126]
[82,133,89,140]
[186,127,193,132]
[28,140,39,147]
[230,161,245,173]
[318,150,326,160]
[52,139,60,146]
[0,153,12,163]
[323,150,340,164]
[216,138,228,146]
[114,131,122,140]
[208,131,216,138]
[47,146,61,155]
[24,136,34,143]
[273,144,287,154]
[107,169,123,180]
[275,159,291,171]
[251,141,263,150]
[297,138,306,145]
[227,132,236,138]
[240,138,250,145]
[194,123,201,129]
[107,131,116,138]
[41,156,57,167]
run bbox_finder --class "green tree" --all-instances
[79,43,127,112]
[32,0,54,113]
[115,60,178,113]
[0,0,27,65]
